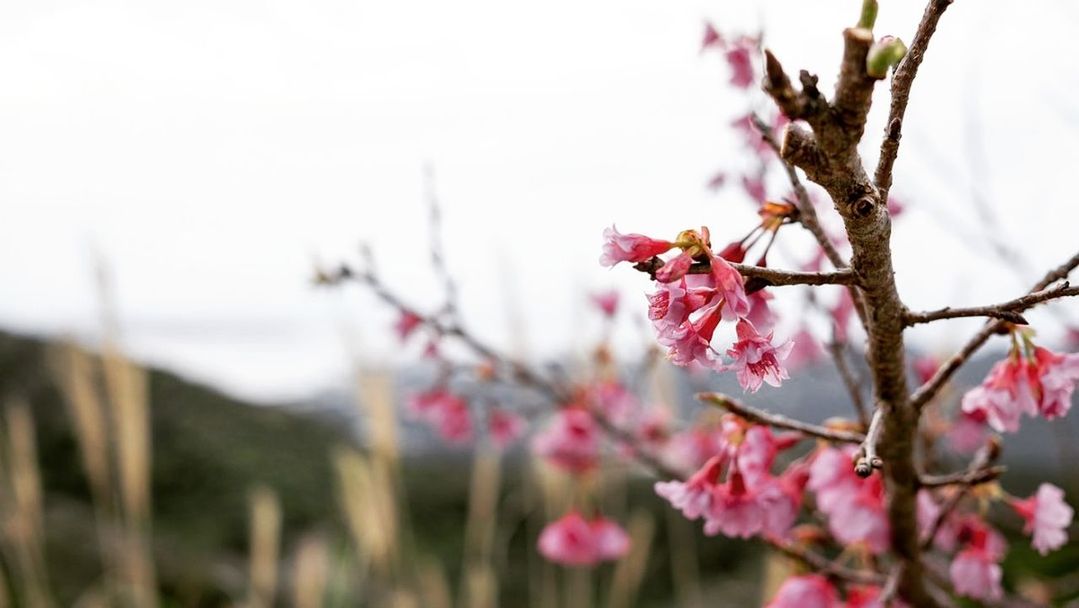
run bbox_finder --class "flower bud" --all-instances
[866,36,908,78]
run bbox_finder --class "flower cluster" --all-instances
[537,511,630,566]
[960,331,1079,432]
[603,225,795,393]
[654,416,805,540]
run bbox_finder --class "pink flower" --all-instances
[949,521,1006,602]
[532,409,600,473]
[589,381,638,424]
[1011,483,1074,555]
[394,310,423,342]
[845,585,909,608]
[912,355,940,385]
[724,319,793,392]
[1031,346,1079,419]
[886,195,906,217]
[757,464,808,538]
[600,225,673,267]
[950,549,1003,602]
[590,290,620,318]
[961,356,1038,433]
[725,45,755,89]
[700,22,724,52]
[488,408,525,450]
[765,575,838,608]
[660,303,723,368]
[407,389,473,443]
[655,251,695,283]
[808,445,889,553]
[745,289,777,334]
[704,469,763,538]
[709,253,750,321]
[655,455,725,520]
[537,511,630,566]
[647,279,713,339]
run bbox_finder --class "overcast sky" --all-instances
[2,0,1077,401]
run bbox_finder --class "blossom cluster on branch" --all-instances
[318,1,1079,604]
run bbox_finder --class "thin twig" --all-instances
[768,539,885,585]
[698,393,864,444]
[904,283,1079,326]
[324,263,684,480]
[632,256,857,288]
[910,250,1079,410]
[919,465,1006,488]
[874,0,954,202]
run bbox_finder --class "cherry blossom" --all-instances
[724,319,793,392]
[394,310,424,342]
[765,574,838,608]
[949,521,1006,602]
[655,455,724,521]
[599,225,673,267]
[487,408,525,450]
[532,408,600,473]
[537,511,630,566]
[590,290,620,318]
[1010,483,1074,555]
[1031,346,1079,419]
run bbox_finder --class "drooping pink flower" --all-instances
[537,511,630,566]
[663,426,725,472]
[599,225,674,267]
[808,445,889,552]
[655,455,725,521]
[647,279,714,340]
[704,469,763,538]
[394,310,424,342]
[655,251,695,283]
[532,408,599,473]
[961,356,1038,432]
[660,303,723,368]
[1011,483,1074,555]
[488,408,525,450]
[845,585,910,608]
[950,548,1003,602]
[724,319,793,392]
[807,445,861,514]
[709,253,751,321]
[1031,346,1079,419]
[765,574,838,608]
[757,464,808,538]
[949,521,1006,602]
[589,381,638,424]
[407,389,473,443]
[590,290,620,318]
[745,289,777,334]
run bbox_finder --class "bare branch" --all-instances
[698,393,865,444]
[632,256,858,288]
[768,539,886,585]
[911,250,1079,410]
[827,339,869,427]
[904,283,1079,326]
[919,465,1006,488]
[875,0,953,201]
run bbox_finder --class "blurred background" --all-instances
[0,0,1077,606]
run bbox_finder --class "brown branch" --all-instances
[904,283,1079,326]
[768,539,886,586]
[322,263,685,480]
[631,256,857,288]
[874,0,953,202]
[828,340,869,427]
[698,393,864,444]
[910,250,1079,410]
[918,465,1006,488]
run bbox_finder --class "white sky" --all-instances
[1,0,1077,401]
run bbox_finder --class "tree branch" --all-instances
[910,250,1079,410]
[698,393,864,444]
[919,439,1000,550]
[855,407,884,477]
[904,283,1079,326]
[768,539,886,586]
[874,0,953,202]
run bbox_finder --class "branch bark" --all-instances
[698,393,865,444]
[904,283,1079,326]
[632,256,858,288]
